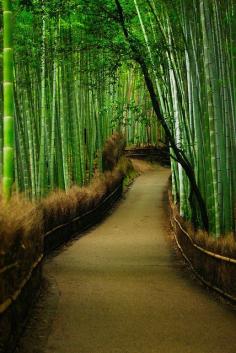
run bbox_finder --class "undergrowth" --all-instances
[169,191,236,259]
[0,194,43,303]
[0,133,131,303]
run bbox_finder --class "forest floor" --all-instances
[16,164,236,353]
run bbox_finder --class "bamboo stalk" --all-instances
[2,0,14,200]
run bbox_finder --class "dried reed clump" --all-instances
[193,228,236,258]
[103,157,132,190]
[66,186,94,215]
[41,157,131,233]
[130,158,155,173]
[104,169,122,192]
[0,196,42,304]
[102,132,126,171]
[0,136,130,303]
[117,156,133,176]
[0,193,43,293]
[41,189,79,233]
[170,192,236,259]
[41,173,120,233]
[0,133,129,257]
[88,175,109,207]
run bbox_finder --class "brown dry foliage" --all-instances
[102,132,125,171]
[117,156,133,176]
[169,191,236,259]
[41,180,104,233]
[0,194,43,267]
[0,193,43,304]
[130,158,155,173]
[0,134,130,303]
[169,191,236,297]
[193,228,236,258]
[1,136,128,259]
[40,133,130,233]
[67,186,95,215]
[41,189,79,232]
[41,156,131,233]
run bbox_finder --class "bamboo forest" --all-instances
[0,1,236,353]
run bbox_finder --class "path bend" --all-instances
[16,165,236,353]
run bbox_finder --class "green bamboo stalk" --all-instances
[38,4,47,197]
[2,0,14,200]
[200,0,221,236]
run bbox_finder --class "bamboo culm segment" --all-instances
[3,0,14,200]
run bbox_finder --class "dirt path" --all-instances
[16,166,236,353]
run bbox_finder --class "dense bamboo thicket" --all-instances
[110,0,235,237]
[144,0,235,236]
[0,2,162,201]
[1,1,235,239]
[108,66,165,146]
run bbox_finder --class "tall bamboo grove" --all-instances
[130,0,236,237]
[11,6,161,200]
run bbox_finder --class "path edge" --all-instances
[169,191,236,303]
[0,181,123,353]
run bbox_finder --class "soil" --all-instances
[16,165,236,353]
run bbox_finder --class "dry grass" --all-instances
[102,132,125,171]
[0,194,43,303]
[117,156,133,176]
[0,194,43,267]
[0,133,130,303]
[169,190,236,297]
[41,133,128,233]
[42,179,112,230]
[193,228,236,258]
[41,189,79,232]
[41,176,109,233]
[169,191,236,259]
[41,157,132,233]
[130,158,155,173]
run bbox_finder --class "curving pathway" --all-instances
[16,165,236,353]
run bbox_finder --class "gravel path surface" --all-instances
[16,165,236,353]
